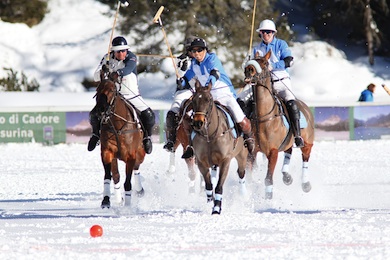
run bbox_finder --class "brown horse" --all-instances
[191,80,248,214]
[166,105,200,193]
[244,51,315,199]
[95,72,146,208]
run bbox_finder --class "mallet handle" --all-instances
[382,84,390,96]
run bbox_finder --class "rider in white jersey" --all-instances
[88,36,155,154]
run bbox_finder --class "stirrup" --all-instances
[87,134,100,152]
[163,141,175,153]
[294,136,304,148]
[143,137,153,154]
[181,146,194,159]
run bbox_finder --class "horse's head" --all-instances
[95,75,118,112]
[191,79,213,131]
[244,50,271,85]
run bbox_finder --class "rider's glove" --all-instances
[102,64,109,73]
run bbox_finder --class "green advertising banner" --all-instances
[0,112,66,143]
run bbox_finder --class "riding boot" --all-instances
[237,98,252,118]
[238,117,255,154]
[140,108,156,154]
[286,100,304,148]
[87,107,100,152]
[163,111,178,152]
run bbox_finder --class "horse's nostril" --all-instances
[193,120,203,129]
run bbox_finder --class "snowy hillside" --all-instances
[0,0,390,105]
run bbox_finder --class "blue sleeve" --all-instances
[183,61,195,81]
[271,40,291,70]
[118,52,137,76]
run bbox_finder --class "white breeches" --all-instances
[119,74,149,112]
[170,89,193,114]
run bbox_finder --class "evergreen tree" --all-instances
[98,0,281,86]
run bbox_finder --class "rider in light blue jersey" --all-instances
[164,37,254,158]
[238,19,304,148]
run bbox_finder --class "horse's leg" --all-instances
[300,143,313,193]
[198,163,213,203]
[211,165,218,189]
[111,159,123,204]
[265,148,279,200]
[166,152,176,174]
[212,160,231,215]
[281,147,293,186]
[236,149,248,196]
[133,166,145,197]
[186,157,198,193]
[123,159,136,206]
[101,162,112,208]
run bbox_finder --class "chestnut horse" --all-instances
[244,51,315,199]
[166,99,199,193]
[191,80,248,214]
[95,72,146,208]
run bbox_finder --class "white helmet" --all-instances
[256,19,277,33]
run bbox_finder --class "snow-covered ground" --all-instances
[1,141,390,259]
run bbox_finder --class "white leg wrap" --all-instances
[103,179,111,197]
[214,193,223,202]
[168,152,176,173]
[206,189,213,197]
[114,182,122,204]
[302,161,309,183]
[133,169,143,192]
[265,185,273,193]
[239,177,247,196]
[124,190,131,206]
[282,153,291,173]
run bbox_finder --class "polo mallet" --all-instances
[382,84,390,96]
[248,0,257,57]
[152,6,181,79]
[106,0,130,63]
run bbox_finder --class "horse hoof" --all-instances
[136,188,145,197]
[302,182,312,193]
[101,196,110,209]
[282,173,293,185]
[265,192,273,200]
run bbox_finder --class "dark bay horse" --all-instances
[244,51,315,199]
[191,80,248,214]
[95,72,146,208]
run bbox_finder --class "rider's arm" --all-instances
[117,52,137,77]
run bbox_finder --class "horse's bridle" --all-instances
[192,94,226,143]
[245,62,282,124]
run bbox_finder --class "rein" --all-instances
[192,97,230,143]
[251,71,283,124]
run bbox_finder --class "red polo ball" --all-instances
[90,225,103,237]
